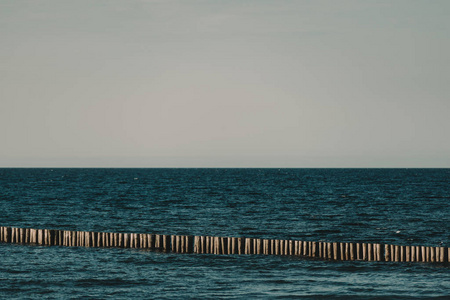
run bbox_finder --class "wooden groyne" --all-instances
[1,226,449,263]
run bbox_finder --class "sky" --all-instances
[1,0,449,167]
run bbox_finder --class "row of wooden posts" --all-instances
[1,226,448,263]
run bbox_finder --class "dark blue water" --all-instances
[1,168,449,298]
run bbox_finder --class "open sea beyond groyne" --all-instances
[1,168,449,298]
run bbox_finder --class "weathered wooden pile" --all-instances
[1,226,448,263]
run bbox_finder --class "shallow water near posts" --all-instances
[1,168,449,298]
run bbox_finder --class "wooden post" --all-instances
[416,246,422,262]
[39,229,44,245]
[430,247,435,263]
[194,236,200,253]
[231,237,237,254]
[368,244,373,261]
[210,236,215,254]
[376,244,382,261]
[85,231,92,247]
[199,236,205,254]
[332,242,338,260]
[11,227,16,243]
[349,243,355,261]
[114,232,118,248]
[177,235,182,253]
[281,239,285,255]
[24,228,29,244]
[182,235,187,253]
[302,241,307,256]
[63,230,67,246]
[96,232,102,247]
[385,244,390,261]
[19,228,24,243]
[213,236,218,254]
[321,242,326,259]
[83,231,88,247]
[140,233,146,248]
[155,234,162,250]
[64,230,68,246]
[245,238,252,255]
[406,246,411,262]
[82,231,87,247]
[205,236,211,254]
[282,240,287,255]
[11,227,17,244]
[122,233,128,248]
[440,247,445,263]
[171,235,176,252]
[90,232,96,247]
[263,239,269,255]
[43,229,48,245]
[214,237,220,254]
[181,235,186,253]
[362,243,367,261]
[411,245,416,262]
[11,227,15,243]
[196,236,202,253]
[65,230,69,246]
[325,242,331,259]
[209,236,214,254]
[400,246,404,262]
[394,245,400,262]
[355,243,361,260]
[274,239,280,255]
[224,237,230,254]
[90,231,94,247]
[340,243,345,260]
[134,233,138,248]
[204,235,209,254]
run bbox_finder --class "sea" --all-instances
[0,168,449,299]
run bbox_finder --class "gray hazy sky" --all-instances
[1,0,449,167]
